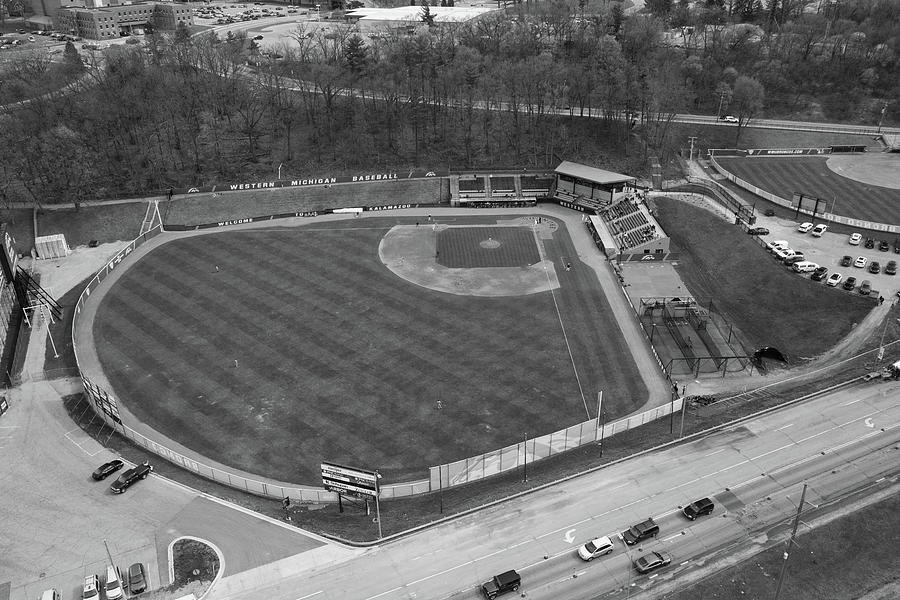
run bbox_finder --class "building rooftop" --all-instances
[555,161,635,185]
[346,5,497,23]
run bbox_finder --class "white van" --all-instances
[792,261,819,273]
[105,565,124,600]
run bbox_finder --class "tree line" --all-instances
[0,0,896,206]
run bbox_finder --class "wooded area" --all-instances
[0,0,897,205]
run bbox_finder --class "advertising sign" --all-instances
[321,462,379,499]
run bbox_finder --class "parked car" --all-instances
[849,233,862,245]
[797,222,813,233]
[894,239,900,254]
[577,536,615,561]
[843,276,857,291]
[826,272,843,287]
[127,563,147,594]
[886,261,897,276]
[682,497,715,520]
[92,459,124,481]
[811,266,829,281]
[110,461,153,494]
[773,247,796,260]
[621,518,659,545]
[767,240,789,253]
[40,590,60,600]
[879,240,890,252]
[634,551,672,574]
[82,575,101,600]
[764,208,776,217]
[811,223,828,237]
[105,566,124,600]
[481,570,521,598]
[840,255,853,267]
[859,280,872,295]
[792,261,819,273]
[854,256,868,268]
[748,227,769,235]
[869,261,881,274]
[864,238,875,249]
[784,255,806,266]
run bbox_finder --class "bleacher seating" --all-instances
[491,177,515,193]
[458,178,486,192]
[521,176,554,193]
[600,196,660,251]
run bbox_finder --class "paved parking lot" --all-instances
[754,217,900,300]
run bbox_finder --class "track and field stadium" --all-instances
[84,214,647,484]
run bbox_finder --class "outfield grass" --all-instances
[715,156,900,224]
[653,198,874,361]
[92,216,645,483]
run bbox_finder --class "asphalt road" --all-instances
[207,379,900,600]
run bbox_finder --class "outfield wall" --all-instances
[73,210,686,503]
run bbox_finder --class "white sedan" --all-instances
[798,222,814,233]
[854,256,868,268]
[849,233,862,245]
[826,272,843,287]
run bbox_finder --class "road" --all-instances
[207,379,900,600]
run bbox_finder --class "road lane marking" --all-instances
[775,423,794,431]
[704,449,726,457]
[294,592,323,600]
[661,533,683,542]
[842,398,865,406]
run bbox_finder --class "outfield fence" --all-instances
[426,399,684,492]
[72,217,687,503]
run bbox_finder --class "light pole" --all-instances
[596,391,605,458]
[436,400,444,514]
[716,90,726,121]
[277,162,283,180]
[522,433,528,482]
[374,470,383,539]
[877,101,888,133]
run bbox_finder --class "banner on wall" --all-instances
[175,169,448,196]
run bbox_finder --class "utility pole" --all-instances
[522,433,528,482]
[773,483,808,600]
[716,90,727,121]
[688,136,698,161]
[877,101,888,133]
[597,391,604,458]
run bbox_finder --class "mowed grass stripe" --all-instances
[99,267,393,468]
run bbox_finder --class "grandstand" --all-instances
[449,172,553,207]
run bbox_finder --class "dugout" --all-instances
[553,161,640,211]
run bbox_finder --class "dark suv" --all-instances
[481,570,520,599]
[621,518,659,545]
[110,461,153,494]
[811,266,829,281]
[682,497,715,520]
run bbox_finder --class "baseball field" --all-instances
[714,155,900,224]
[92,215,646,483]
